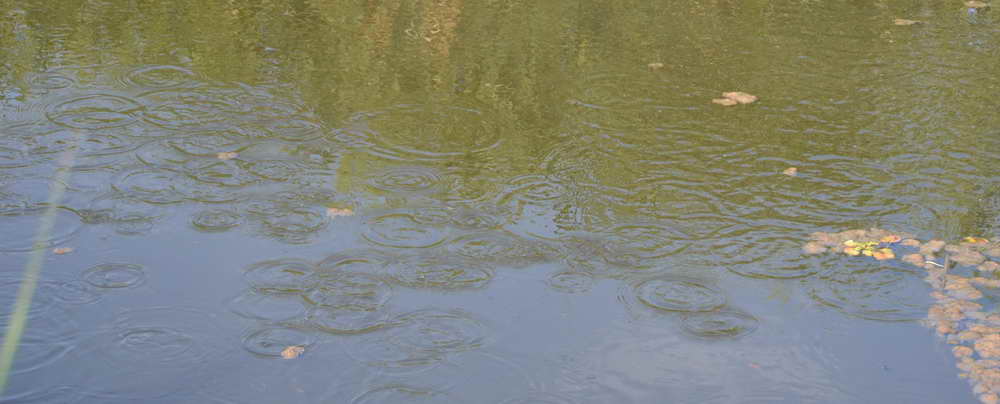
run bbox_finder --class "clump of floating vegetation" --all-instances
[804,229,1000,404]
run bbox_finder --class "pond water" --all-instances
[1,1,1000,403]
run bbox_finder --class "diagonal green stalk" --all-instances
[0,133,80,396]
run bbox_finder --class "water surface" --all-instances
[2,1,999,403]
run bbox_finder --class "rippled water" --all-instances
[1,1,998,403]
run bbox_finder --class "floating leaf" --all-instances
[964,237,990,244]
[52,247,74,255]
[782,167,798,176]
[894,18,921,26]
[712,98,739,106]
[722,91,759,104]
[802,242,826,255]
[966,1,989,9]
[844,246,862,256]
[862,249,874,257]
[844,240,860,247]
[280,345,305,359]
[648,62,665,70]
[217,152,238,160]
[873,248,896,260]
[881,235,902,244]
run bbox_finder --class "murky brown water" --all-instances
[2,1,1000,403]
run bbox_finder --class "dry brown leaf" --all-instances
[802,242,826,255]
[782,167,798,176]
[979,261,1000,272]
[52,247,74,255]
[902,253,925,266]
[711,98,739,106]
[281,345,305,359]
[721,91,758,104]
[880,235,902,243]
[217,152,238,160]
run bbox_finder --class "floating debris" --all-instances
[712,91,758,106]
[882,235,902,244]
[647,62,665,70]
[802,241,827,255]
[280,345,305,359]
[52,247,74,255]
[902,253,925,266]
[711,98,739,106]
[216,151,238,160]
[872,248,896,261]
[867,233,1000,403]
[782,167,798,176]
[894,18,922,26]
[326,206,354,218]
[967,1,989,9]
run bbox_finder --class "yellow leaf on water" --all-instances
[52,247,74,255]
[217,152,238,160]
[281,346,305,359]
[964,237,990,244]
[648,62,665,70]
[862,249,874,257]
[782,167,798,176]
[844,240,860,247]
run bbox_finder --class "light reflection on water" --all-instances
[1,0,998,403]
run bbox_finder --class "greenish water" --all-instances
[1,1,999,403]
